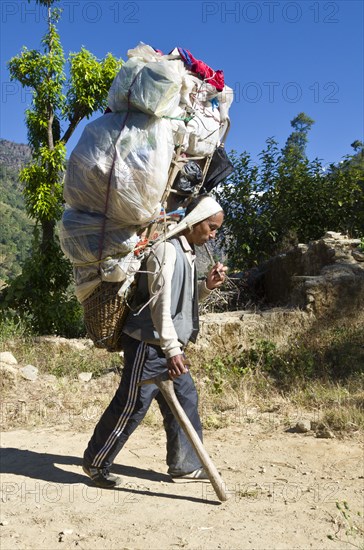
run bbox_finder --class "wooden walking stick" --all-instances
[139,373,228,502]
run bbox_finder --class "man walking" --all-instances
[83,195,227,488]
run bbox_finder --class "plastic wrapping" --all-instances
[63,112,175,225]
[127,43,162,63]
[108,58,183,118]
[59,207,138,265]
[130,60,183,117]
[172,161,203,194]
[169,71,226,155]
[73,250,141,303]
[59,207,141,302]
[107,58,144,112]
[185,103,222,156]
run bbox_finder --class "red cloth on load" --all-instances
[177,47,224,91]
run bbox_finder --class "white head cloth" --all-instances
[155,196,223,243]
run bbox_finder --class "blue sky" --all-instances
[1,0,363,165]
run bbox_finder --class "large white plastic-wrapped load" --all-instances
[63,111,175,225]
[105,43,234,157]
[158,50,232,155]
[61,42,234,309]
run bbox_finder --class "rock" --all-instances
[19,364,38,381]
[0,352,18,365]
[323,231,343,240]
[289,421,311,434]
[315,425,335,439]
[78,372,92,382]
[295,420,311,433]
[352,249,364,262]
[0,365,18,386]
[197,308,313,360]
[34,336,93,350]
[250,233,364,314]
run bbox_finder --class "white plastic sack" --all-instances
[218,84,234,123]
[176,73,232,154]
[73,249,141,303]
[180,74,220,108]
[108,58,183,118]
[130,60,182,117]
[185,103,222,156]
[63,112,175,225]
[59,207,138,265]
[107,58,145,112]
[127,42,162,63]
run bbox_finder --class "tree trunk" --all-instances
[61,110,83,144]
[41,218,55,253]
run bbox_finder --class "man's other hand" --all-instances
[206,262,228,290]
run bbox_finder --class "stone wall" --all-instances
[253,232,364,318]
[192,308,314,359]
[191,233,364,358]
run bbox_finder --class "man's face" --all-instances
[186,211,224,247]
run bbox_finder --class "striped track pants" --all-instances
[83,334,203,475]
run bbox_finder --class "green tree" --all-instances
[8,0,121,250]
[218,139,281,269]
[217,115,364,271]
[217,149,259,268]
[282,112,315,160]
[2,0,122,335]
[322,142,364,236]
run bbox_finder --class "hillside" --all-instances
[0,139,31,171]
[0,140,34,285]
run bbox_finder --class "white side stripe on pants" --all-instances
[93,341,147,468]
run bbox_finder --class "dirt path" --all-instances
[1,422,363,550]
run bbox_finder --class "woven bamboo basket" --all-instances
[82,281,135,352]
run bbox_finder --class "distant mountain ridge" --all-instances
[0,139,33,285]
[0,139,31,171]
